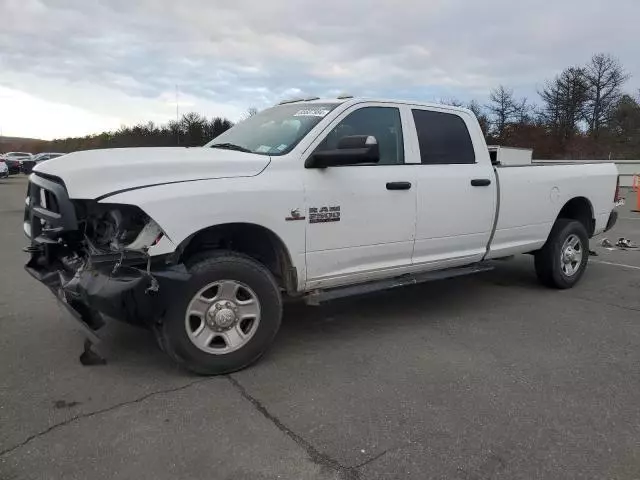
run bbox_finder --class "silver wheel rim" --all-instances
[560,234,583,277]
[184,280,261,355]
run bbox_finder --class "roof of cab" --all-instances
[278,97,474,116]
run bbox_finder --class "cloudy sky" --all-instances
[1,0,639,139]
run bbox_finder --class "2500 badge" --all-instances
[309,206,340,223]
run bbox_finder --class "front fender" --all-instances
[104,174,307,288]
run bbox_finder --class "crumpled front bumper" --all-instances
[25,250,191,339]
[24,171,192,340]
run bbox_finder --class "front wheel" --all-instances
[534,219,589,289]
[159,251,282,375]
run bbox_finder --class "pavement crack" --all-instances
[352,448,391,469]
[227,374,360,480]
[0,377,212,458]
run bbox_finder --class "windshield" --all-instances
[7,152,30,157]
[205,103,340,156]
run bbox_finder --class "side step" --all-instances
[305,263,494,305]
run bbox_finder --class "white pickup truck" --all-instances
[24,97,620,374]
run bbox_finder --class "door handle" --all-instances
[471,179,491,187]
[386,181,412,190]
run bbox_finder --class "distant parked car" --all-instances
[21,152,65,174]
[0,160,8,179]
[1,152,32,175]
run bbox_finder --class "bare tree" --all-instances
[486,86,518,139]
[537,80,562,132]
[467,100,490,136]
[246,107,258,117]
[514,97,534,125]
[584,53,629,138]
[539,67,589,140]
[608,94,640,157]
[437,97,465,107]
[610,95,640,137]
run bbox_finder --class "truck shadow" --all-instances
[277,258,541,348]
[96,322,180,374]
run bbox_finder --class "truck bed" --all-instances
[487,162,618,259]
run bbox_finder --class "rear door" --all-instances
[408,107,496,268]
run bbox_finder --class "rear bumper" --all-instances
[25,249,192,338]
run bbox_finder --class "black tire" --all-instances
[534,219,589,289]
[159,251,282,375]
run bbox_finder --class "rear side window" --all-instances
[411,109,475,164]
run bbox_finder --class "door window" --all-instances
[412,109,475,164]
[314,107,404,165]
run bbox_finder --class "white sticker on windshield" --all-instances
[255,145,271,153]
[276,144,288,151]
[294,109,330,117]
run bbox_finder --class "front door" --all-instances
[303,104,417,290]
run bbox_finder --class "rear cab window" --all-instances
[411,109,475,164]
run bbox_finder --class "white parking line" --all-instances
[592,260,640,270]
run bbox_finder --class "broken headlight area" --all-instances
[73,201,164,254]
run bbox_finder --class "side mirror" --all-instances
[305,135,379,168]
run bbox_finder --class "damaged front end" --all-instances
[24,172,190,340]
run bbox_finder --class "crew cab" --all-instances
[23,98,620,374]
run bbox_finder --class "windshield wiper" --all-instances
[209,143,252,153]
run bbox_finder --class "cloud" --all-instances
[0,85,119,139]
[0,0,639,138]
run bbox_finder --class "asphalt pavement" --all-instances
[1,174,640,479]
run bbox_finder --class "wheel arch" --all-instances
[176,223,299,295]
[556,197,595,237]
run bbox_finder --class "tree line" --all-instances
[458,53,640,159]
[4,52,640,159]
[5,112,234,154]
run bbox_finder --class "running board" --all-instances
[305,263,494,305]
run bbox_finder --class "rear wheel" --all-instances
[159,251,282,375]
[534,219,589,289]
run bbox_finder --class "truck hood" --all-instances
[34,147,271,200]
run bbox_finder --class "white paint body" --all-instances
[35,98,619,293]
